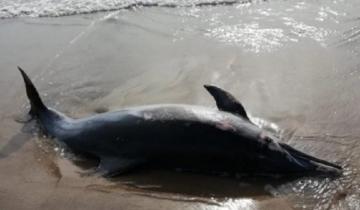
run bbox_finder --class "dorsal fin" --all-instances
[204,85,250,121]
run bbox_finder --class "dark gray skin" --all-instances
[204,85,251,121]
[18,67,342,177]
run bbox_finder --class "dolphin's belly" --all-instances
[101,120,258,171]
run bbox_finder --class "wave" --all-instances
[0,0,249,19]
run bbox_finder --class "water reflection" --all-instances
[205,23,288,52]
[218,198,257,210]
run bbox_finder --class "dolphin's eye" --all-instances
[264,137,272,144]
[259,132,272,144]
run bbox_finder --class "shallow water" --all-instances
[1,1,360,209]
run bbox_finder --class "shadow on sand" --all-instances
[0,117,37,159]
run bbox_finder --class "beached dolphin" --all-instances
[18,67,341,177]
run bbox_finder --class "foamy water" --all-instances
[0,0,248,18]
[1,0,357,54]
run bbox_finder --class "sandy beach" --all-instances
[1,2,360,210]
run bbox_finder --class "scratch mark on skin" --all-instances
[216,120,236,132]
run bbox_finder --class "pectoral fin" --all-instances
[204,85,250,121]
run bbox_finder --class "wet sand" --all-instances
[1,4,360,210]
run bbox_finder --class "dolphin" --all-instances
[18,67,341,177]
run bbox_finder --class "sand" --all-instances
[1,5,360,210]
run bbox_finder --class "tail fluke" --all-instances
[18,67,47,116]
